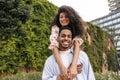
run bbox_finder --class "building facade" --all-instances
[91,0,120,71]
[108,0,120,12]
[91,11,120,51]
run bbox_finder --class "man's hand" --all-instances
[77,64,82,74]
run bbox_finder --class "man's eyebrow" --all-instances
[60,34,65,35]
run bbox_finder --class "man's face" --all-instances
[58,29,72,51]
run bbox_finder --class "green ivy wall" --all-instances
[0,0,117,76]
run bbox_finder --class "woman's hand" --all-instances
[73,37,83,47]
[68,64,77,79]
[60,65,68,78]
[68,64,83,79]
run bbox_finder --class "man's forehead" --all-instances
[60,29,72,35]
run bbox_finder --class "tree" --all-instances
[0,0,30,39]
[0,0,30,74]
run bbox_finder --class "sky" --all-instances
[48,0,110,21]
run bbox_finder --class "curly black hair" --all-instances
[50,5,86,38]
[59,26,74,39]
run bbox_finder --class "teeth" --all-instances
[63,42,68,44]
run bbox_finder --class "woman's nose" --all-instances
[62,17,66,20]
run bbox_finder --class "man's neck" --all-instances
[59,47,71,51]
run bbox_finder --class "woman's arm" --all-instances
[71,37,83,65]
[69,40,80,79]
[69,37,83,79]
[49,25,68,75]
[53,46,67,74]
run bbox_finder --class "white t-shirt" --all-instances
[59,49,71,68]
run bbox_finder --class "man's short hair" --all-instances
[59,26,73,39]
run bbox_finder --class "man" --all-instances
[42,27,95,80]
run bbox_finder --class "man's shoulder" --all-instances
[79,50,88,58]
[80,50,87,55]
[70,47,88,57]
[45,54,56,63]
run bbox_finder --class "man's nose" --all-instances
[65,36,68,40]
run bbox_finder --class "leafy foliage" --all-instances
[0,72,120,80]
[0,0,57,75]
[84,22,117,72]
[0,0,117,76]
[0,0,30,38]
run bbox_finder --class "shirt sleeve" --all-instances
[42,57,58,80]
[82,51,95,80]
[48,25,59,50]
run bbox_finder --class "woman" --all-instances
[48,5,86,79]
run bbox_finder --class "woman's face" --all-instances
[59,12,70,27]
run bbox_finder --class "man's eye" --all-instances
[68,35,72,38]
[61,35,65,37]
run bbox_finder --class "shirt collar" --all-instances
[70,46,74,54]
[54,47,73,62]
